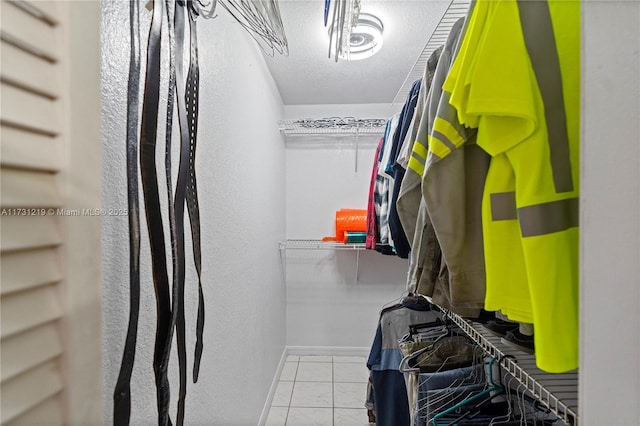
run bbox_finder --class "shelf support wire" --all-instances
[354,125,359,173]
[392,0,470,105]
[355,247,360,282]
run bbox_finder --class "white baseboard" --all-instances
[286,346,369,357]
[257,347,288,426]
[257,346,369,425]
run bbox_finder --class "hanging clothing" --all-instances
[375,115,400,254]
[388,79,423,259]
[421,11,490,310]
[443,0,580,372]
[397,17,481,317]
[367,300,440,426]
[396,46,442,253]
[395,46,441,174]
[366,138,384,250]
[378,114,400,181]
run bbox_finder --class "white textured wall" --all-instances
[101,2,286,424]
[580,1,640,425]
[284,104,408,348]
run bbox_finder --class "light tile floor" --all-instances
[265,355,374,426]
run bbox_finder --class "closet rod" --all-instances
[392,0,470,105]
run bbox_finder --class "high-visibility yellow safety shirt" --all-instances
[444,0,580,373]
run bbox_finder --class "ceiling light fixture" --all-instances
[343,13,384,61]
[328,12,384,62]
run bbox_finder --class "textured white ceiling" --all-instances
[263,0,450,105]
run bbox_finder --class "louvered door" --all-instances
[1,1,102,424]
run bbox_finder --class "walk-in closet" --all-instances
[0,0,638,425]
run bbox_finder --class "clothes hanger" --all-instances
[379,291,411,312]
[431,357,505,426]
[440,354,537,426]
[413,351,487,424]
[447,363,554,426]
[485,360,516,426]
[215,0,288,56]
[427,352,485,396]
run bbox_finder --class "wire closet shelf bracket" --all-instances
[279,239,366,282]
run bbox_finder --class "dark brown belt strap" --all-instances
[162,0,179,425]
[173,1,190,423]
[113,1,142,424]
[185,2,205,384]
[115,2,206,424]
[137,0,173,424]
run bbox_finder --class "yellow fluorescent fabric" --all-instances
[408,155,425,177]
[412,141,428,159]
[432,118,466,150]
[444,0,496,129]
[481,154,533,324]
[447,0,580,372]
[427,135,452,160]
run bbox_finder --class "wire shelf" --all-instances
[278,239,366,250]
[392,0,471,105]
[279,118,387,135]
[444,310,579,425]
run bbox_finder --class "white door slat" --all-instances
[1,41,60,98]
[5,395,63,426]
[0,284,62,338]
[0,126,60,172]
[1,168,62,208]
[0,359,64,423]
[1,322,63,382]
[12,0,60,26]
[1,247,62,295]
[0,1,59,62]
[0,83,60,136]
[0,215,61,252]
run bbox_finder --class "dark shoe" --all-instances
[482,319,519,337]
[501,330,535,354]
[468,309,496,324]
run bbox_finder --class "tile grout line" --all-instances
[332,356,335,426]
[284,358,298,426]
[277,356,367,425]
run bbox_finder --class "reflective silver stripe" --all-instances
[490,192,517,221]
[517,0,574,193]
[437,91,468,141]
[431,129,457,151]
[490,192,579,236]
[519,197,579,237]
[411,151,426,163]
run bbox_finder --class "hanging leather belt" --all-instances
[115,1,205,424]
[173,4,206,423]
[163,0,180,424]
[137,0,174,424]
[113,0,142,424]
[173,1,189,423]
[184,1,205,385]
